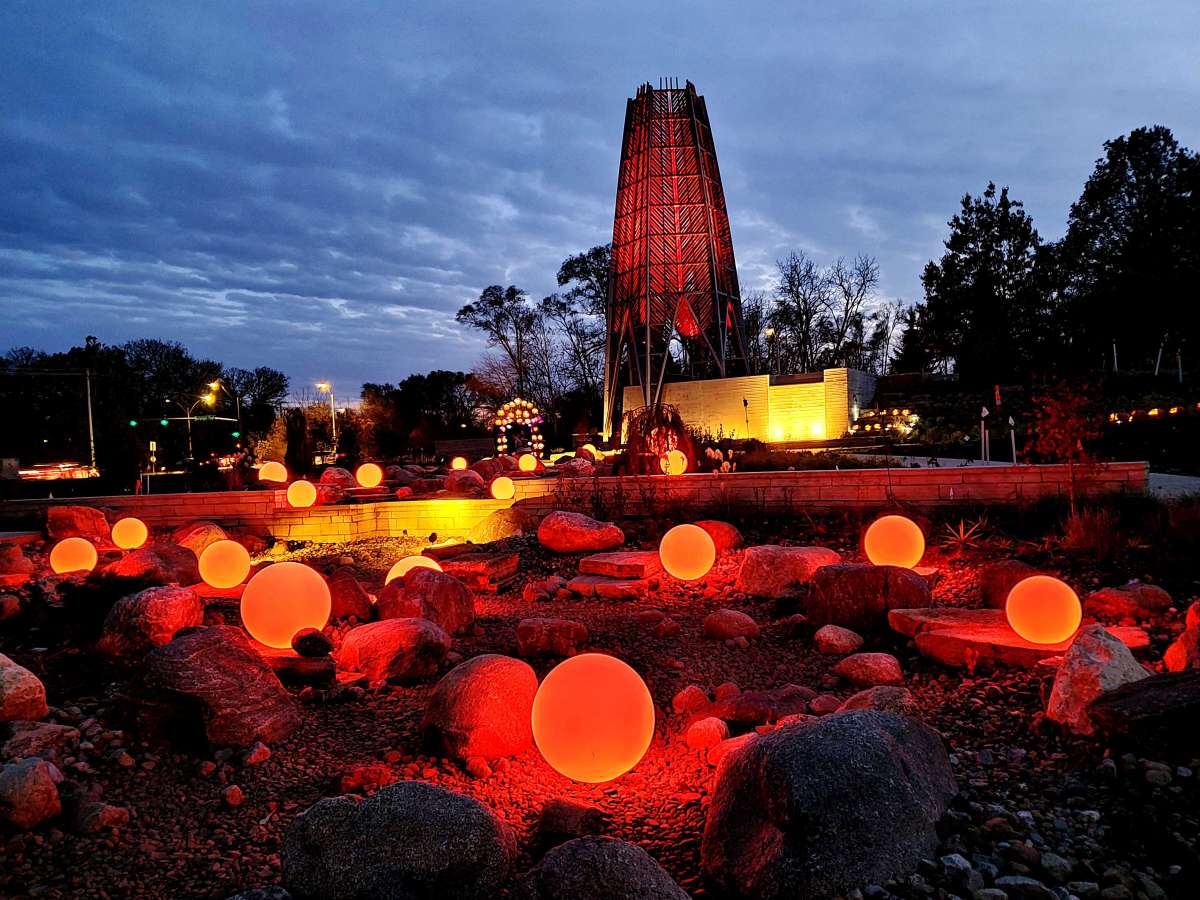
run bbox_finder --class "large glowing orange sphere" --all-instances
[286,479,317,508]
[199,539,252,589]
[240,561,331,649]
[450,456,468,470]
[532,653,655,783]
[1005,575,1082,645]
[111,517,148,550]
[258,461,288,482]
[659,449,687,475]
[384,555,443,584]
[518,453,538,472]
[863,514,925,569]
[356,463,383,488]
[491,476,515,500]
[49,537,97,575]
[659,524,716,581]
[580,443,599,459]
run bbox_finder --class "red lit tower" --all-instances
[602,79,748,439]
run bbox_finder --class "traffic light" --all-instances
[129,419,138,427]
[159,419,169,427]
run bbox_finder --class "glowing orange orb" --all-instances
[518,453,538,472]
[532,653,655,783]
[659,449,687,475]
[384,555,443,584]
[450,456,468,470]
[199,539,252,589]
[111,517,148,550]
[491,476,515,500]
[286,480,317,508]
[240,561,331,649]
[49,537,97,574]
[580,443,599,459]
[863,514,925,569]
[1005,575,1082,645]
[356,463,383,488]
[659,523,716,581]
[258,461,288,482]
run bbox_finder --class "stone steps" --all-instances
[578,550,662,579]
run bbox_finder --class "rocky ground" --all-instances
[1,501,1199,899]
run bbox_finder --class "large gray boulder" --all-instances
[422,654,537,762]
[282,780,515,900]
[0,653,48,722]
[46,505,109,541]
[97,585,204,659]
[0,757,62,829]
[701,710,957,898]
[467,507,539,544]
[98,543,200,586]
[806,563,930,632]
[1046,624,1148,735]
[376,568,474,635]
[519,836,689,899]
[735,545,841,599]
[336,618,450,682]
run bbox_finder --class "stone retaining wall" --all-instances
[0,462,1149,543]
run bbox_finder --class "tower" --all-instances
[602,79,748,440]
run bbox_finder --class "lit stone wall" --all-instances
[766,380,826,441]
[624,375,770,441]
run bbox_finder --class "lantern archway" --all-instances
[494,398,544,458]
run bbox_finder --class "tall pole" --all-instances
[186,409,194,458]
[329,388,337,448]
[84,368,97,470]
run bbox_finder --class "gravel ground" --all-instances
[2,521,1198,898]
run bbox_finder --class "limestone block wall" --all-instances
[766,380,826,441]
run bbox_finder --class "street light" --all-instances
[208,379,243,436]
[175,392,216,459]
[316,381,337,452]
[764,327,777,376]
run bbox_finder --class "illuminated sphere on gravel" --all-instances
[258,461,287,482]
[384,555,443,584]
[518,453,538,472]
[532,653,655,783]
[659,523,716,581]
[199,539,252,589]
[660,449,687,475]
[50,537,97,574]
[491,476,515,500]
[450,456,468,470]
[286,480,317,508]
[111,517,148,550]
[1006,575,1082,645]
[240,562,331,649]
[355,463,383,488]
[863,514,925,569]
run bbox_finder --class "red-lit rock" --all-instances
[553,456,594,478]
[315,484,346,505]
[537,511,624,554]
[702,710,957,898]
[1084,582,1172,621]
[695,520,743,554]
[686,716,730,751]
[1164,600,1200,672]
[134,625,301,749]
[282,781,515,900]
[73,801,130,833]
[1046,624,1149,735]
[376,568,474,635]
[97,585,204,659]
[672,684,710,715]
[517,618,588,658]
[46,505,109,541]
[0,721,79,762]
[0,653,48,722]
[467,507,538,544]
[326,567,373,621]
[735,545,841,599]
[99,543,200,586]
[806,564,931,632]
[319,466,356,488]
[0,544,34,576]
[578,550,661,579]
[978,559,1041,609]
[537,798,610,846]
[291,627,333,657]
[703,609,760,641]
[336,618,450,683]
[813,624,864,655]
[700,684,815,726]
[0,758,62,829]
[838,685,920,717]
[445,468,486,495]
[470,458,504,481]
[171,521,228,559]
[832,652,903,687]
[421,654,536,762]
[520,836,689,900]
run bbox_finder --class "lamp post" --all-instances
[764,327,776,376]
[209,380,242,435]
[317,381,337,453]
[176,392,216,459]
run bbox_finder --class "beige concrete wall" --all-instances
[766,381,826,441]
[624,375,770,441]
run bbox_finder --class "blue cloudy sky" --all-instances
[2,1,1198,395]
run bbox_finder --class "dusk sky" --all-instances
[3,1,1198,397]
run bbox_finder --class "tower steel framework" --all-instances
[602,79,748,440]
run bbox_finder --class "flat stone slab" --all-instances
[257,646,336,685]
[0,573,31,589]
[906,615,1149,669]
[889,607,1012,637]
[0,532,40,546]
[441,551,520,584]
[566,574,650,601]
[578,550,662,579]
[191,582,247,601]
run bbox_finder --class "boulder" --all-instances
[701,710,957,898]
[0,653,48,721]
[517,618,588,658]
[0,758,62,829]
[385,464,413,484]
[376,568,474,635]
[519,836,689,900]
[318,467,356,488]
[46,505,109,541]
[224,888,292,900]
[467,507,539,544]
[703,609,760,641]
[578,551,661,579]
[422,654,537,762]
[735,545,841,599]
[813,624,864,655]
[315,484,346,505]
[978,560,1041,609]
[0,593,20,623]
[282,780,515,900]
[134,625,301,748]
[553,457,594,478]
[325,567,373,621]
[1088,669,1200,755]
[537,798,610,846]
[97,585,204,659]
[1,721,80,762]
[470,458,504,482]
[1084,583,1173,621]
[686,717,730,751]
[99,543,200,586]
[1164,600,1200,672]
[445,469,486,495]
[538,511,624,554]
[838,685,920,716]
[695,520,743,554]
[699,685,815,726]
[171,521,228,559]
[336,618,450,682]
[291,628,334,657]
[0,544,34,576]
[832,652,904,687]
[1046,625,1149,735]
[806,564,931,632]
